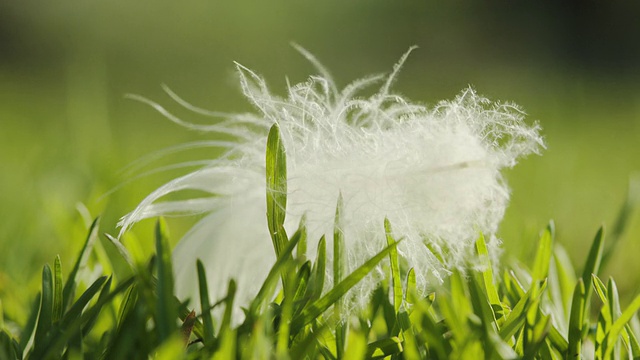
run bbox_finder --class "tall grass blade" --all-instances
[308,236,327,303]
[605,294,640,358]
[344,329,367,360]
[291,241,399,333]
[581,226,605,325]
[155,218,177,343]
[602,176,639,269]
[385,218,402,315]
[19,293,40,352]
[365,337,402,358]
[104,233,135,268]
[52,255,64,325]
[33,264,53,353]
[500,280,546,340]
[220,280,236,335]
[63,217,100,311]
[116,284,138,332]
[196,260,215,344]
[296,215,308,261]
[31,275,108,359]
[1,330,20,360]
[333,194,346,359]
[475,234,501,308]
[266,123,288,259]
[532,222,554,282]
[249,229,302,315]
[567,278,585,359]
[81,276,113,337]
[212,329,236,360]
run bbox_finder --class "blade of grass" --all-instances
[385,218,402,315]
[296,215,308,261]
[18,293,41,352]
[212,328,236,360]
[532,222,554,283]
[500,280,547,340]
[605,293,640,358]
[81,276,113,337]
[308,235,327,303]
[581,226,605,325]
[333,194,346,359]
[567,278,585,360]
[277,267,297,357]
[196,260,215,344]
[365,337,402,358]
[63,217,100,311]
[266,123,288,259]
[405,268,417,306]
[291,241,400,333]
[31,275,109,359]
[32,264,53,353]
[249,229,302,315]
[475,234,501,310]
[155,218,177,343]
[104,233,135,268]
[116,284,137,332]
[554,244,577,320]
[220,280,237,336]
[601,176,639,269]
[607,278,622,359]
[52,256,64,325]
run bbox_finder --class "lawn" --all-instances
[1,2,639,358]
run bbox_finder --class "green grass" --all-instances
[2,125,640,359]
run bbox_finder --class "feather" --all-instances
[119,47,544,320]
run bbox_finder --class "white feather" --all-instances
[119,47,544,319]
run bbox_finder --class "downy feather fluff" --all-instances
[119,47,544,317]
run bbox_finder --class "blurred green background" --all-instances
[1,1,640,313]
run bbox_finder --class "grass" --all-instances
[2,124,640,359]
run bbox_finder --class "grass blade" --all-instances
[33,264,53,353]
[567,278,585,359]
[333,194,346,359]
[249,230,302,315]
[291,241,400,333]
[104,233,135,268]
[52,255,64,325]
[308,235,327,304]
[116,284,138,332]
[155,218,177,342]
[266,123,288,258]
[296,215,308,261]
[475,234,501,307]
[196,260,215,344]
[581,226,605,324]
[500,280,547,340]
[18,293,41,352]
[385,218,402,315]
[601,176,639,269]
[532,222,554,282]
[605,294,640,358]
[81,276,113,336]
[333,194,345,291]
[365,337,402,358]
[220,280,236,335]
[405,267,417,306]
[63,217,100,311]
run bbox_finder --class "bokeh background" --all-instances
[2,1,640,315]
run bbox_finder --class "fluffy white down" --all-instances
[119,47,544,318]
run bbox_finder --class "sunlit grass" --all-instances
[2,125,640,359]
